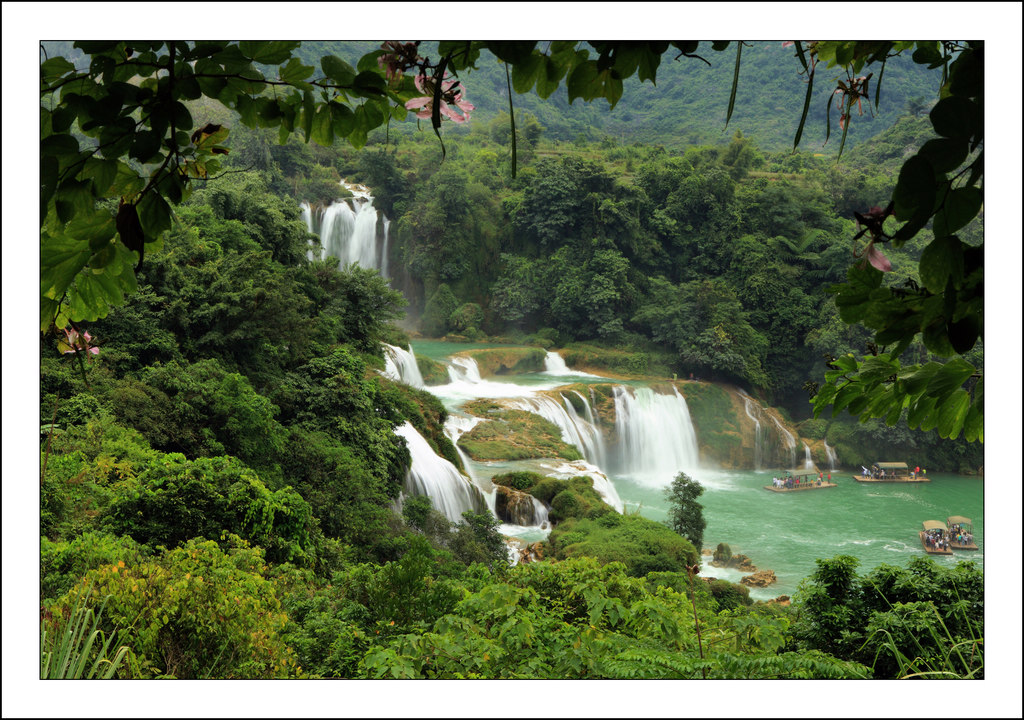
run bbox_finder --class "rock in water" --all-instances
[740,569,777,587]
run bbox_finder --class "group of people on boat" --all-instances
[772,475,824,489]
[860,465,926,479]
[922,528,950,551]
[948,523,974,547]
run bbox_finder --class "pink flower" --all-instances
[781,41,795,48]
[865,242,892,272]
[405,73,474,123]
[378,41,422,86]
[59,327,99,356]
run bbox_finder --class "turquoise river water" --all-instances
[411,340,985,600]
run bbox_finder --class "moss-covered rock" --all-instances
[679,382,745,468]
[491,470,545,492]
[458,406,582,462]
[494,485,543,525]
[561,343,672,378]
[415,354,450,386]
[707,578,753,610]
[454,347,546,377]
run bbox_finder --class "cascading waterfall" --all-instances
[506,394,608,471]
[542,460,624,514]
[740,392,767,471]
[824,440,838,471]
[303,182,388,274]
[395,422,486,523]
[383,344,425,388]
[770,415,798,469]
[611,385,700,486]
[380,217,391,279]
[447,356,483,384]
[542,351,598,377]
[803,442,814,469]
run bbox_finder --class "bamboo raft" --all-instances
[764,468,837,492]
[764,481,837,493]
[854,461,931,483]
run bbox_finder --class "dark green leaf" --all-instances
[918,138,968,174]
[41,134,80,157]
[934,187,982,236]
[238,41,298,65]
[280,57,314,85]
[129,130,162,163]
[947,314,980,354]
[137,191,172,238]
[918,235,964,294]
[511,53,541,94]
[936,389,970,438]
[67,209,117,251]
[962,377,983,442]
[929,96,977,139]
[907,394,937,429]
[725,42,742,128]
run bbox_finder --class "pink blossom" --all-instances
[865,242,892,272]
[405,74,474,123]
[60,327,99,356]
[378,41,422,86]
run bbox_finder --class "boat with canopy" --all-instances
[855,461,930,483]
[946,515,979,550]
[920,520,953,555]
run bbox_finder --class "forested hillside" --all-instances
[32,39,989,693]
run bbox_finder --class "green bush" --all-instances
[548,513,699,577]
[708,578,752,611]
[491,471,544,492]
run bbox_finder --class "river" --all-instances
[408,340,985,600]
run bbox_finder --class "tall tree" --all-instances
[664,472,706,553]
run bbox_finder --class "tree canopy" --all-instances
[38,39,985,442]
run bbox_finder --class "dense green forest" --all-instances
[24,36,1001,704]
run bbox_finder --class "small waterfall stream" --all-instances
[383,344,425,388]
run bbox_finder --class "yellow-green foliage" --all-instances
[458,347,546,376]
[459,403,582,461]
[548,513,700,577]
[679,382,744,468]
[55,536,299,679]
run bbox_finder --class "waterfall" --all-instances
[381,217,391,279]
[770,415,798,469]
[542,351,599,377]
[803,442,814,469]
[494,485,550,528]
[611,386,700,486]
[383,344,425,388]
[741,392,767,470]
[824,440,838,471]
[506,393,607,470]
[395,422,486,523]
[448,356,483,383]
[541,460,624,513]
[303,181,387,274]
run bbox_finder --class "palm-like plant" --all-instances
[40,588,131,679]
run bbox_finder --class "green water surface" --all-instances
[415,340,985,600]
